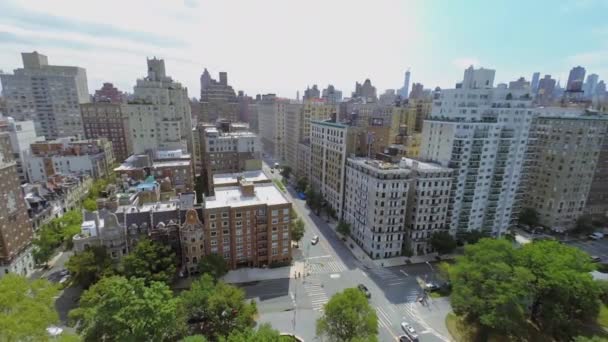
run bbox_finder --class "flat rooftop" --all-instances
[213,170,269,186]
[205,182,289,209]
[400,157,450,171]
[153,160,191,168]
[116,200,179,214]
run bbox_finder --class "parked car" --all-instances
[357,284,371,298]
[398,335,410,342]
[311,235,319,245]
[297,192,306,200]
[589,232,604,240]
[400,322,419,341]
[59,269,69,277]
[425,282,440,291]
[591,256,602,263]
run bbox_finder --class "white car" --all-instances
[400,322,419,341]
[589,232,604,240]
[311,235,319,245]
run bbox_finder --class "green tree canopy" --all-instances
[279,166,292,179]
[574,214,598,235]
[82,198,97,212]
[219,323,281,342]
[316,288,378,342]
[66,245,114,288]
[0,274,60,342]
[291,218,305,244]
[180,275,257,340]
[573,336,608,342]
[120,238,176,285]
[69,276,185,342]
[295,177,308,193]
[429,231,457,255]
[337,220,351,237]
[33,210,83,264]
[197,253,229,281]
[449,238,603,340]
[181,335,208,342]
[518,207,539,227]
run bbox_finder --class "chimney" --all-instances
[239,180,255,197]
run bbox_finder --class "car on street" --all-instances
[357,284,371,298]
[425,282,440,291]
[400,322,419,341]
[591,256,602,263]
[59,269,69,277]
[589,232,604,240]
[311,235,319,245]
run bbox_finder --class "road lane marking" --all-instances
[400,270,409,277]
[375,307,398,340]
[306,255,332,260]
[388,281,407,286]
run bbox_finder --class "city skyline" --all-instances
[1,0,607,98]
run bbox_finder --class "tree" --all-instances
[337,220,351,237]
[574,337,608,342]
[33,210,83,264]
[305,186,323,215]
[70,276,185,342]
[180,275,257,340]
[449,239,533,337]
[219,323,281,342]
[120,239,176,285]
[429,231,457,255]
[518,207,539,227]
[290,218,305,245]
[573,214,596,235]
[461,230,488,245]
[518,240,600,338]
[66,245,114,288]
[198,253,229,280]
[279,166,292,179]
[181,336,208,342]
[316,288,378,342]
[295,177,308,193]
[0,274,59,342]
[82,198,97,212]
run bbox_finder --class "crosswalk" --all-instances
[307,256,347,274]
[366,267,407,286]
[302,277,328,312]
[375,306,396,338]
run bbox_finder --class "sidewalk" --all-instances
[326,221,456,268]
[221,261,306,284]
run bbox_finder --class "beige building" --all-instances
[296,142,312,180]
[127,58,193,157]
[586,121,608,216]
[257,95,289,161]
[310,120,357,218]
[203,181,292,268]
[525,113,608,230]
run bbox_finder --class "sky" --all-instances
[1,0,607,98]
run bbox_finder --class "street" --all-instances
[241,161,452,341]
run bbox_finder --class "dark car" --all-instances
[357,284,371,298]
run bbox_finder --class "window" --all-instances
[272,210,278,217]
[209,214,216,220]
[282,232,289,239]
[283,208,290,215]
[282,247,289,255]
[272,248,278,256]
[210,239,217,246]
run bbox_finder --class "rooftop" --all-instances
[205,182,289,209]
[400,157,450,172]
[152,160,191,168]
[116,200,179,214]
[213,170,269,186]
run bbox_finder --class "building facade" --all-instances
[421,66,534,237]
[127,58,193,157]
[257,96,288,161]
[525,113,608,229]
[0,52,89,139]
[0,132,35,277]
[93,82,126,103]
[310,120,356,218]
[81,102,132,162]
[0,116,45,183]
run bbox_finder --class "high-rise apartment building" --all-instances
[303,85,321,100]
[508,77,530,90]
[203,180,292,268]
[586,118,608,216]
[531,72,540,93]
[537,74,556,105]
[421,66,534,237]
[0,132,35,276]
[0,52,89,139]
[257,95,289,161]
[93,82,126,103]
[81,102,132,162]
[525,111,608,229]
[566,66,586,92]
[127,58,193,156]
[310,120,357,217]
[199,69,239,122]
[0,116,45,183]
[322,85,342,103]
[584,74,599,99]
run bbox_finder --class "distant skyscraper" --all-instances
[93,82,126,103]
[303,85,321,100]
[0,51,89,139]
[566,66,586,92]
[321,85,342,103]
[378,89,397,105]
[399,69,411,98]
[584,73,599,98]
[409,83,425,99]
[597,80,607,96]
[508,77,530,90]
[531,72,540,93]
[537,74,556,105]
[199,69,238,122]
[352,79,377,102]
